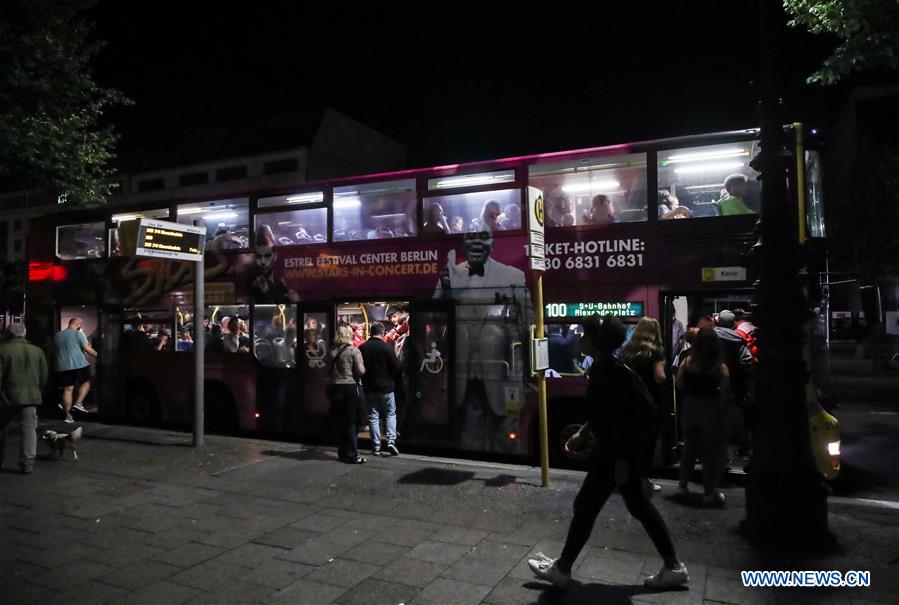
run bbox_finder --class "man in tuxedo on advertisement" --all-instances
[434,229,529,452]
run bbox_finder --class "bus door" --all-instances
[408,300,454,445]
[298,303,332,422]
[252,304,298,437]
[97,307,124,415]
[660,290,755,472]
[59,306,99,408]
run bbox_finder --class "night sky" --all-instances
[85,1,855,170]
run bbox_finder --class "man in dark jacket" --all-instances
[359,322,400,456]
[0,323,49,474]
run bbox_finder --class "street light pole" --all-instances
[742,0,828,539]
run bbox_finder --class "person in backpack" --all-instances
[528,315,689,590]
[714,309,754,458]
[732,308,758,362]
[676,328,730,506]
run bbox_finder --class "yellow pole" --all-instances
[535,271,550,487]
[794,122,807,243]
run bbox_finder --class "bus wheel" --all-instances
[205,385,238,435]
[126,381,159,424]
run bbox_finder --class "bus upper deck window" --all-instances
[657,143,760,219]
[423,188,521,235]
[56,222,107,260]
[176,198,250,250]
[333,179,416,242]
[528,153,648,227]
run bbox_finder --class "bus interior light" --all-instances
[203,211,239,221]
[333,197,362,209]
[666,148,749,163]
[561,180,620,194]
[674,161,744,175]
[827,440,840,456]
[432,173,513,189]
[177,207,210,215]
[285,192,324,204]
[684,183,725,190]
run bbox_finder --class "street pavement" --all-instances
[2,422,898,605]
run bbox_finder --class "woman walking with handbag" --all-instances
[528,316,688,590]
[330,324,367,464]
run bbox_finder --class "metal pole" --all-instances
[193,250,205,447]
[535,271,549,487]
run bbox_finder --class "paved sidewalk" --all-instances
[2,422,898,605]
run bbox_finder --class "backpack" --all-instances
[734,327,758,362]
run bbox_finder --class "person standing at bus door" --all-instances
[423,202,452,236]
[715,309,754,460]
[621,317,667,495]
[529,316,689,590]
[351,323,366,348]
[329,324,367,464]
[715,174,756,216]
[384,307,410,359]
[359,322,400,457]
[53,318,97,423]
[675,328,730,506]
[583,194,617,224]
[0,323,48,474]
[657,191,693,220]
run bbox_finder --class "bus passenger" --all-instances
[206,224,241,251]
[715,174,755,216]
[528,316,689,590]
[547,324,579,374]
[329,324,367,464]
[470,199,503,232]
[359,322,401,457]
[176,328,194,352]
[583,194,617,224]
[351,323,366,348]
[450,215,465,234]
[423,202,451,236]
[658,191,693,220]
[501,204,521,229]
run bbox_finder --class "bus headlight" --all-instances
[827,441,840,457]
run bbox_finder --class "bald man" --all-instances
[53,318,97,423]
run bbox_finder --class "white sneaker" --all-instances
[644,563,689,589]
[73,402,90,413]
[63,414,75,424]
[527,553,570,588]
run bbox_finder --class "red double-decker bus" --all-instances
[25,125,829,470]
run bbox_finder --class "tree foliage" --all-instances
[784,0,899,84]
[0,3,129,207]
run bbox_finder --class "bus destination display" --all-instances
[545,301,644,319]
[122,218,205,261]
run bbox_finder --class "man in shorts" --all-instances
[54,318,97,423]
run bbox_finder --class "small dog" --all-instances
[42,427,82,460]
